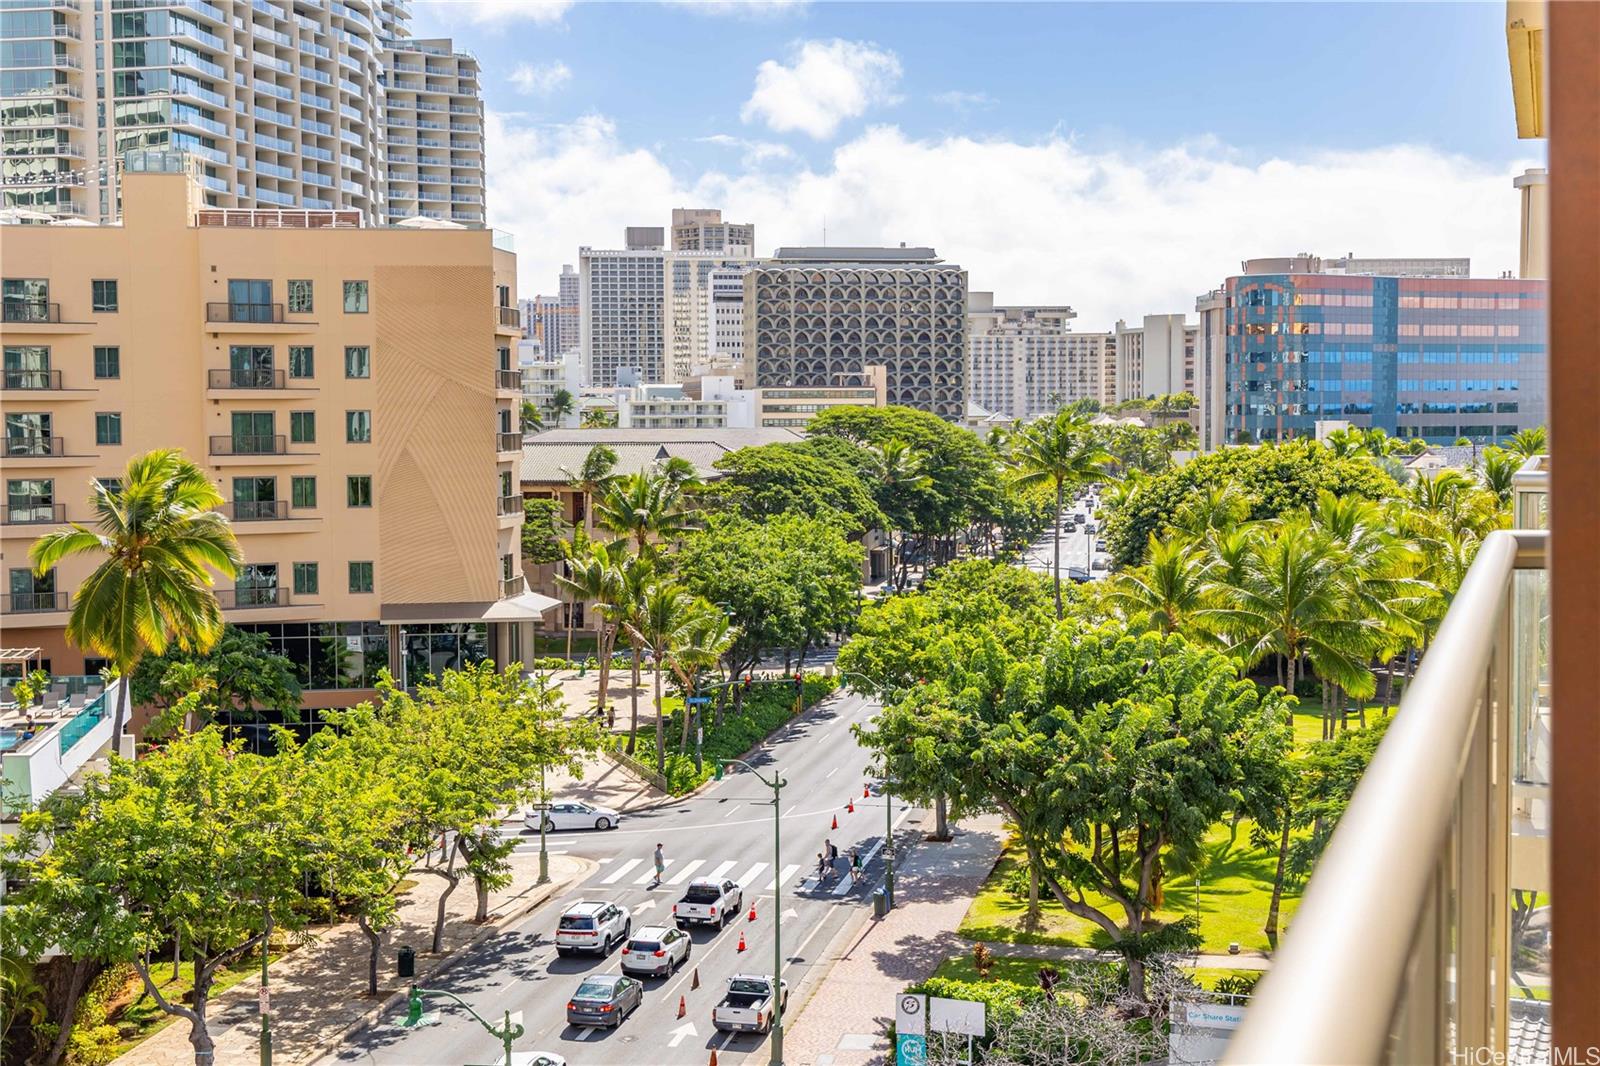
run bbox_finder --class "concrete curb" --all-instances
[302,857,596,1066]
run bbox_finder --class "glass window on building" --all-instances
[94,345,120,379]
[342,280,368,313]
[91,279,118,312]
[346,475,372,507]
[288,346,314,379]
[287,279,313,314]
[95,412,121,445]
[291,476,317,510]
[290,411,315,443]
[292,562,318,596]
[3,344,50,390]
[344,346,369,379]
[346,410,371,443]
[402,622,488,686]
[348,560,373,593]
[6,477,53,524]
[9,565,56,611]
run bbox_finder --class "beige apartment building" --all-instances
[0,159,542,704]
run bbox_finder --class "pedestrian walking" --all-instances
[653,842,665,887]
[815,852,829,881]
[850,846,862,877]
[829,841,840,863]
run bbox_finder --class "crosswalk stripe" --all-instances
[601,858,643,884]
[667,859,706,885]
[735,862,768,889]
[706,860,738,881]
[763,864,800,892]
[634,860,671,885]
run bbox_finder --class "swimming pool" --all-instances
[0,726,28,752]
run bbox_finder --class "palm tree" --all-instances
[554,541,622,725]
[519,399,543,434]
[1504,425,1547,460]
[665,605,737,753]
[609,552,655,754]
[1102,534,1214,635]
[1169,484,1250,540]
[1009,412,1112,617]
[547,387,576,428]
[863,438,931,586]
[560,443,618,539]
[595,471,695,559]
[623,583,729,772]
[29,449,242,745]
[1478,446,1519,509]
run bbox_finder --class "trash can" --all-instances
[872,889,888,919]
[397,945,416,978]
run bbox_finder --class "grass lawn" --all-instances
[958,823,1301,957]
[106,950,286,1054]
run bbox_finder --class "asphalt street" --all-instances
[1020,493,1108,581]
[324,689,909,1066]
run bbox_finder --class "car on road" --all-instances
[525,801,622,833]
[555,900,632,956]
[620,924,692,977]
[712,974,789,1034]
[1065,567,1091,582]
[1095,539,1107,552]
[565,974,643,1029]
[1091,557,1109,571]
[674,877,743,928]
[503,1056,566,1066]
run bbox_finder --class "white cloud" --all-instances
[697,133,798,167]
[664,0,808,17]
[510,60,572,95]
[447,0,573,24]
[932,90,996,112]
[740,39,902,139]
[487,115,1531,328]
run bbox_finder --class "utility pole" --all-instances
[715,758,786,1066]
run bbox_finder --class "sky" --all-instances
[410,0,1543,328]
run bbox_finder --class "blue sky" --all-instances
[410,1,1542,326]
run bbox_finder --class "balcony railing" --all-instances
[1226,528,1550,1065]
[2,302,61,323]
[206,302,286,323]
[496,431,522,452]
[209,434,287,456]
[217,586,289,609]
[498,493,521,516]
[2,369,63,390]
[497,306,521,328]
[495,368,521,390]
[223,500,289,521]
[2,503,65,525]
[209,368,287,389]
[4,436,64,458]
[502,576,523,598]
[4,590,67,613]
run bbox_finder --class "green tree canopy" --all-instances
[1102,440,1398,567]
[130,624,302,727]
[709,442,883,534]
[521,496,567,564]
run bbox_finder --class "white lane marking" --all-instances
[780,905,833,976]
[824,767,837,779]
[667,858,706,885]
[667,1021,699,1047]
[572,1026,596,1041]
[634,860,672,885]
[762,863,801,892]
[722,804,742,819]
[601,858,643,884]
[717,1031,736,1050]
[783,805,797,817]
[735,862,768,891]
[832,872,856,897]
[706,860,738,881]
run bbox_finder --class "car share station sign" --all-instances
[1169,998,1249,1065]
[897,993,987,1066]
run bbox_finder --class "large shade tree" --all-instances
[1008,412,1112,618]
[29,449,243,743]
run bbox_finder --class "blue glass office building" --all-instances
[1223,274,1546,444]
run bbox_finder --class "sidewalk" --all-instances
[784,812,1008,1066]
[112,850,594,1066]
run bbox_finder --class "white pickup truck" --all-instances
[712,974,788,1033]
[674,877,743,928]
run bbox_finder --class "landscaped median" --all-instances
[612,674,839,794]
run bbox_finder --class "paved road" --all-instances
[1021,493,1108,581]
[325,690,910,1066]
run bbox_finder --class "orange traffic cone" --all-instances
[692,966,700,990]
[737,931,747,952]
[709,1052,719,1066]
[847,798,855,813]
[831,814,838,830]
[863,784,871,799]
[748,899,758,921]
[678,995,687,1019]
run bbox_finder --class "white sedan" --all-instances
[526,801,623,832]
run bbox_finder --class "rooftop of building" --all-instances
[770,246,943,263]
[1239,252,1473,277]
[521,427,803,485]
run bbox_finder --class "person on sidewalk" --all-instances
[652,843,665,887]
[815,852,829,882]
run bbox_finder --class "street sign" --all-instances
[896,994,926,1036]
[686,696,712,705]
[258,986,270,1016]
[895,1034,928,1066]
[530,802,552,811]
[929,996,985,1036]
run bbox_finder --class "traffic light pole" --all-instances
[716,759,786,1066]
[403,985,523,1062]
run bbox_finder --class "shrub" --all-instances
[905,975,1044,1036]
[1212,971,1263,997]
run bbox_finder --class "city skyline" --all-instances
[412,0,1544,325]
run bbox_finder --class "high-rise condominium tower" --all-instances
[966,293,1104,421]
[671,208,755,254]
[0,0,484,224]
[748,247,967,419]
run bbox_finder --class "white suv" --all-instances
[619,924,692,977]
[555,900,632,957]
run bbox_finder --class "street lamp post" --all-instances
[833,670,899,911]
[537,763,550,885]
[714,758,786,1066]
[402,985,524,1063]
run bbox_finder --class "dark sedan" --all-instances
[565,974,643,1029]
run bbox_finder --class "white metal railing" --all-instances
[1226,529,1548,1064]
[1,677,121,811]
